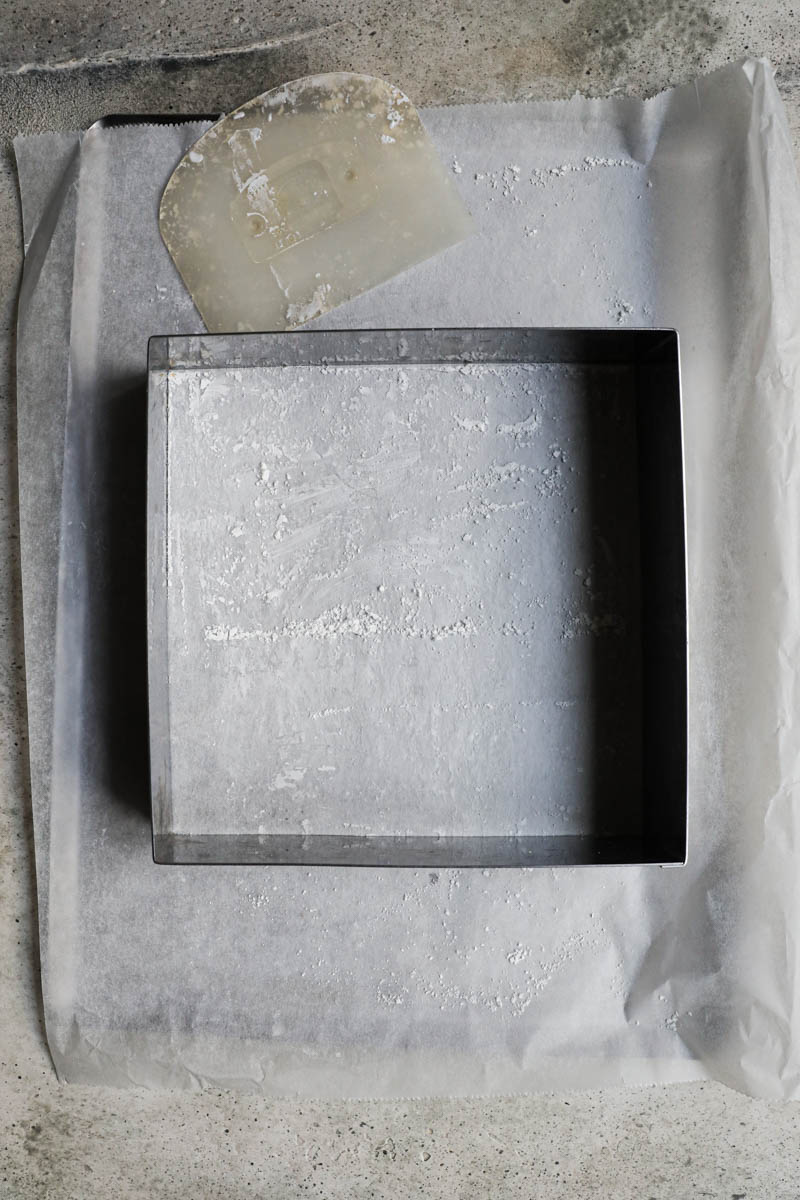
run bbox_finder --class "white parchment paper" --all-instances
[163,357,646,844]
[14,59,800,1098]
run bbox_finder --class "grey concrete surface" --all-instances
[2,2,800,1196]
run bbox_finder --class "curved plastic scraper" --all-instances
[159,73,474,332]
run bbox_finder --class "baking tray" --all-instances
[148,327,686,867]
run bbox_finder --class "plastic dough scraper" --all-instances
[159,73,474,332]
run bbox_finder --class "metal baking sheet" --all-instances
[148,327,686,867]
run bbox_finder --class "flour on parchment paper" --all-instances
[164,360,639,839]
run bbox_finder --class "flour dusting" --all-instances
[164,358,642,839]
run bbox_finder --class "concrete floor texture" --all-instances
[1,1,800,1195]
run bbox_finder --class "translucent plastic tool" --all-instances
[159,74,474,332]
